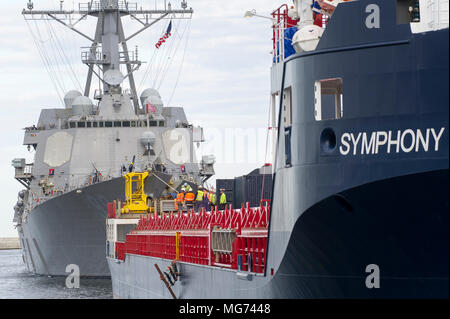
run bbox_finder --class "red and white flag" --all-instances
[146,103,156,114]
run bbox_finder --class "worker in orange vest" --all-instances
[175,189,185,213]
[184,190,195,212]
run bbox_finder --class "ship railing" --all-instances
[272,4,288,64]
[119,50,140,64]
[79,1,137,12]
[81,47,111,65]
[119,1,137,11]
[79,2,100,12]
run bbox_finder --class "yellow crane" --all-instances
[122,172,150,214]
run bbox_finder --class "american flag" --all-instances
[155,20,173,49]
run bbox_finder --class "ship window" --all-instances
[77,122,86,128]
[131,121,136,127]
[114,121,121,127]
[69,122,76,128]
[285,126,292,167]
[150,121,157,127]
[123,121,130,127]
[158,121,165,127]
[87,122,92,128]
[93,122,98,128]
[397,0,420,24]
[99,121,104,128]
[142,121,148,127]
[105,121,112,127]
[283,87,293,127]
[314,78,343,121]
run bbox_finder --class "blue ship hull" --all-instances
[108,0,449,298]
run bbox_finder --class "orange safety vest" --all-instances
[185,192,195,202]
[176,192,185,203]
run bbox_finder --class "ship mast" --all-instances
[23,0,193,113]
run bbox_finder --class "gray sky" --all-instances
[0,0,286,236]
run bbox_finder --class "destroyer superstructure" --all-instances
[12,0,215,277]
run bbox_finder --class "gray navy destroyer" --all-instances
[12,0,215,277]
[105,0,449,298]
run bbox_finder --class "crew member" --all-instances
[184,190,195,211]
[182,182,192,192]
[209,189,216,211]
[195,186,204,212]
[175,189,185,213]
[203,189,210,211]
[219,188,227,210]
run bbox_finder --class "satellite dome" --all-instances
[104,69,124,86]
[140,131,156,147]
[140,88,161,106]
[64,90,82,109]
[72,96,94,116]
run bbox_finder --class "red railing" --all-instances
[272,4,300,63]
[112,203,270,274]
[107,202,116,218]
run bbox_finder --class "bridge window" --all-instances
[93,122,98,128]
[284,126,292,167]
[99,121,104,128]
[77,122,86,128]
[114,121,121,127]
[283,87,292,127]
[69,122,76,128]
[158,121,165,127]
[123,121,130,127]
[105,121,112,127]
[131,121,136,127]
[397,0,420,24]
[150,121,157,127]
[314,78,343,121]
[87,122,92,128]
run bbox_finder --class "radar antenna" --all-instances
[22,0,193,114]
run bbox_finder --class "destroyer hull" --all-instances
[19,178,124,277]
[108,169,448,298]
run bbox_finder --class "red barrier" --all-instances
[112,203,270,273]
[115,242,126,260]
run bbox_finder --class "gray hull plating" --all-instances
[20,178,124,277]
[107,256,273,299]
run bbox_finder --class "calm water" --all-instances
[0,249,112,299]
